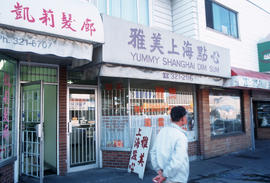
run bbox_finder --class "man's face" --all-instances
[181,115,188,125]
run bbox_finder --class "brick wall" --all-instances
[198,89,252,159]
[257,128,270,139]
[59,66,67,175]
[188,141,199,156]
[0,163,14,183]
[102,141,199,169]
[102,151,131,168]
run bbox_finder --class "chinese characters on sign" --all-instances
[103,15,230,78]
[128,28,221,75]
[0,0,104,43]
[128,127,152,179]
[1,73,11,159]
[10,2,95,36]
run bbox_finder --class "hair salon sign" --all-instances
[0,0,104,43]
[102,15,230,78]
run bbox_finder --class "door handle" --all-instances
[68,122,73,133]
[36,124,42,138]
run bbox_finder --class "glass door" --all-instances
[68,88,97,170]
[20,81,44,183]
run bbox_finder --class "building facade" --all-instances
[0,0,270,182]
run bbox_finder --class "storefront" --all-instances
[225,67,270,141]
[96,15,251,168]
[0,0,104,182]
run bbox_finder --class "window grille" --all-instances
[20,64,58,83]
[101,81,195,150]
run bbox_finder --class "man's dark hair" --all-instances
[170,106,187,122]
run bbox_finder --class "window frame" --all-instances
[205,0,239,38]
[209,89,245,138]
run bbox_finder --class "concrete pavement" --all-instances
[20,140,270,183]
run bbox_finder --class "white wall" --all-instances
[172,0,199,39]
[197,0,270,71]
[151,0,173,31]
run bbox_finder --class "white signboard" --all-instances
[128,127,152,179]
[224,76,270,90]
[0,0,104,43]
[100,64,225,87]
[0,27,93,60]
[103,15,230,78]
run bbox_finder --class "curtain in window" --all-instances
[122,0,137,23]
[138,0,149,25]
[110,0,121,18]
[230,12,238,38]
[97,0,149,26]
[213,3,230,35]
[97,0,107,14]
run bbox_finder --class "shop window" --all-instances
[205,0,239,38]
[256,102,270,127]
[101,79,196,150]
[20,64,58,83]
[209,90,243,136]
[0,55,17,164]
[97,0,149,26]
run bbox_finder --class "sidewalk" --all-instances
[22,140,270,183]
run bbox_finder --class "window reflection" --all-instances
[209,90,243,136]
[256,102,270,127]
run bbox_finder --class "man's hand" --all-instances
[152,170,166,183]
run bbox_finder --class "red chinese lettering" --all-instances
[11,2,35,23]
[158,118,164,127]
[39,9,55,28]
[105,83,113,91]
[134,137,140,148]
[81,18,96,36]
[155,87,164,98]
[144,118,151,127]
[3,125,10,141]
[61,13,76,32]
[3,73,10,88]
[116,83,122,90]
[131,150,137,160]
[169,88,176,99]
[10,2,23,19]
[128,162,136,172]
[136,128,142,136]
[134,106,141,114]
[141,136,148,149]
[3,107,9,122]
[137,153,145,167]
[3,90,9,105]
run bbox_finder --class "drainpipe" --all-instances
[250,96,255,151]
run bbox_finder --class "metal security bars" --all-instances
[70,127,96,166]
[101,80,196,149]
[21,84,42,178]
[129,88,195,144]
[101,88,129,148]
[20,64,58,83]
[69,89,97,167]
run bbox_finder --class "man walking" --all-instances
[150,106,189,183]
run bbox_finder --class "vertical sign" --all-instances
[128,127,152,179]
[258,41,270,72]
